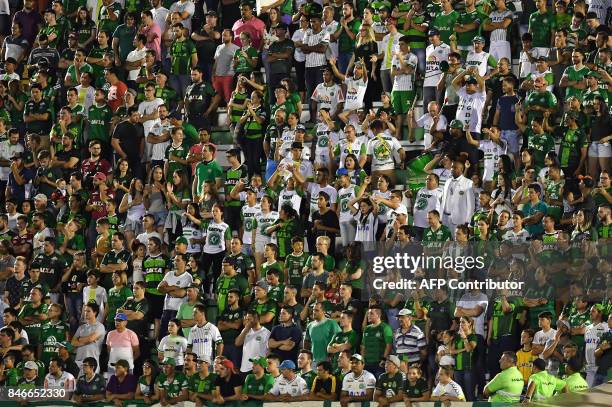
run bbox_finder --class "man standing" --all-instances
[423,28,450,107]
[361,307,393,378]
[483,0,513,63]
[236,310,271,374]
[184,67,220,131]
[301,15,330,104]
[440,160,474,237]
[111,107,144,179]
[169,23,198,100]
[393,308,426,368]
[187,304,223,364]
[584,304,608,386]
[452,69,487,138]
[71,303,105,375]
[232,1,266,50]
[305,302,341,366]
[522,183,547,238]
[411,174,443,241]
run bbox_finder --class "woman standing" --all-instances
[119,178,146,248]
[201,204,232,298]
[291,15,309,101]
[451,316,478,401]
[73,6,97,51]
[158,319,188,370]
[165,169,191,247]
[144,166,168,235]
[106,271,133,330]
[239,91,267,178]
[587,96,611,177]
[352,24,380,109]
[252,196,279,272]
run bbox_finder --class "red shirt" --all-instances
[108,81,128,112]
[81,158,112,182]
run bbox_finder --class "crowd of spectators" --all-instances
[0,0,608,405]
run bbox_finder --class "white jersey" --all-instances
[588,0,610,22]
[203,221,230,254]
[159,335,188,365]
[392,52,418,91]
[413,187,443,228]
[584,322,608,367]
[502,228,530,243]
[277,189,302,212]
[253,210,279,243]
[182,221,202,253]
[519,48,548,78]
[488,10,513,42]
[416,113,448,150]
[344,76,368,111]
[161,270,193,311]
[241,326,271,372]
[322,20,340,58]
[270,375,309,396]
[241,204,260,245]
[44,371,76,391]
[465,50,496,77]
[148,119,173,161]
[335,137,366,167]
[278,157,314,181]
[313,122,339,164]
[311,83,344,118]
[433,167,452,187]
[303,28,329,68]
[342,370,376,396]
[307,183,338,219]
[367,132,402,171]
[456,88,487,133]
[479,139,508,181]
[380,32,401,71]
[337,185,358,222]
[432,380,465,400]
[138,98,164,139]
[424,43,451,87]
[533,328,557,358]
[187,322,223,362]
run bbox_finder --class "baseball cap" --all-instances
[10,152,25,160]
[198,355,212,364]
[536,55,548,62]
[275,23,288,31]
[24,361,38,371]
[205,10,218,17]
[34,193,48,201]
[393,205,408,216]
[427,28,440,37]
[465,76,478,85]
[175,236,188,246]
[449,119,464,129]
[255,280,269,290]
[94,172,107,182]
[472,36,485,43]
[222,256,237,266]
[350,354,364,362]
[398,308,413,317]
[337,168,349,177]
[164,358,177,366]
[114,312,127,321]
[291,141,304,150]
[385,355,401,368]
[127,88,138,97]
[55,341,74,352]
[279,360,296,370]
[295,124,306,133]
[250,356,269,368]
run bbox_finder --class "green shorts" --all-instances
[392,90,416,114]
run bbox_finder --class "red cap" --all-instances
[221,359,235,371]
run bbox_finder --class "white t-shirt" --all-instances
[270,375,309,396]
[126,47,148,81]
[456,87,487,133]
[533,328,557,358]
[161,270,193,311]
[413,187,443,228]
[416,113,448,150]
[465,50,496,77]
[342,370,376,396]
[159,334,189,365]
[456,292,488,337]
[311,83,344,117]
[240,327,271,372]
[479,139,508,181]
[337,185,358,222]
[241,204,260,245]
[424,43,451,87]
[367,132,402,171]
[169,0,195,31]
[187,322,223,362]
[584,322,608,367]
[44,371,76,391]
[138,98,165,138]
[344,76,368,111]
[392,53,418,91]
[432,380,465,400]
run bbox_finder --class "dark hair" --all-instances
[318,360,332,373]
[83,357,97,371]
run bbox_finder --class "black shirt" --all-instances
[215,373,242,398]
[112,120,144,160]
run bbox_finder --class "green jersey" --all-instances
[249,300,277,330]
[98,3,122,34]
[568,309,590,351]
[456,9,482,48]
[39,320,69,365]
[488,297,516,340]
[157,372,188,399]
[422,225,452,253]
[337,18,361,53]
[299,370,317,390]
[194,160,223,196]
[88,45,111,84]
[18,302,49,345]
[87,103,113,142]
[305,318,341,363]
[165,142,190,179]
[243,105,267,140]
[485,366,525,403]
[524,90,557,123]
[405,377,429,398]
[529,11,556,48]
[217,306,244,345]
[229,90,248,124]
[170,39,197,75]
[528,370,563,401]
[557,127,587,168]
[285,252,309,288]
[100,249,131,288]
[362,322,394,365]
[564,372,588,392]
[215,273,249,314]
[143,253,171,295]
[233,46,258,74]
[106,286,133,323]
[113,24,137,62]
[432,10,458,45]
[260,260,284,283]
[403,12,429,49]
[527,130,555,168]
[328,329,358,368]
[67,63,93,85]
[562,65,590,100]
[454,333,477,370]
[225,165,248,207]
[524,284,555,328]
[243,373,275,406]
[189,372,217,394]
[376,372,404,398]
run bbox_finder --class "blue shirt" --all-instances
[523,200,548,236]
[496,95,520,131]
[269,323,303,363]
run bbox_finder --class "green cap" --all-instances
[449,119,464,129]
[56,341,74,353]
[249,356,269,368]
[585,70,600,78]
[164,358,177,366]
[175,237,188,246]
[472,36,486,43]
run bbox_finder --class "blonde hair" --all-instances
[356,24,375,47]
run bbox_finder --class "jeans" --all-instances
[64,293,83,333]
[412,47,426,77]
[380,69,392,94]
[337,51,353,75]
[305,66,324,103]
[422,86,439,110]
[455,370,475,401]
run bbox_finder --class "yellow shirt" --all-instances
[516,348,539,383]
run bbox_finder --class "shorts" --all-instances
[150,210,168,227]
[254,237,272,253]
[588,142,612,158]
[501,129,520,154]
[391,90,416,115]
